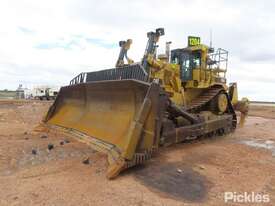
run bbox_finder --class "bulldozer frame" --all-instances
[38,28,247,179]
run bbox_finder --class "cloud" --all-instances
[85,38,116,49]
[18,26,35,34]
[0,0,274,101]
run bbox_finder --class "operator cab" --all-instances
[170,36,228,87]
[171,48,202,81]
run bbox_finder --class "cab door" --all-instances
[180,53,193,81]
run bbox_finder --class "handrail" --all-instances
[69,64,149,85]
[70,72,87,85]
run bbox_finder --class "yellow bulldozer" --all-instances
[39,28,249,179]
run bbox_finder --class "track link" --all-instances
[187,86,223,111]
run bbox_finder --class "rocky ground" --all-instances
[0,100,275,206]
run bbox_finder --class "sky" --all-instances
[0,0,274,101]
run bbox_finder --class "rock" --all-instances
[24,137,29,140]
[198,165,206,170]
[177,169,183,173]
[60,141,64,145]
[41,135,48,139]
[82,157,90,165]
[47,144,54,150]
[32,149,37,155]
[64,139,70,144]
[24,132,28,135]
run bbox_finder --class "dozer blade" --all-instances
[42,79,163,179]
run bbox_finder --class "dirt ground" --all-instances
[0,100,275,206]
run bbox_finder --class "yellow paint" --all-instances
[149,43,228,106]
[46,81,158,163]
[42,36,249,178]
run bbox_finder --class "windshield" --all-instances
[171,49,201,81]
[171,51,201,68]
[182,52,201,69]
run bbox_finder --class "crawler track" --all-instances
[187,86,223,111]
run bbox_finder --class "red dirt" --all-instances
[0,100,275,205]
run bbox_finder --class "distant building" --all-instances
[16,84,25,99]
[6,84,60,100]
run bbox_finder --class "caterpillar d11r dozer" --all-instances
[39,28,248,179]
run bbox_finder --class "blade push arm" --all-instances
[141,28,165,71]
